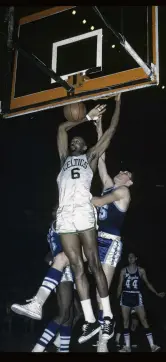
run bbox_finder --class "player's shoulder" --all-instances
[138,266,144,275]
[118,185,130,197]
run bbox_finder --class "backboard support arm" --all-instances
[92,6,156,80]
[13,38,75,95]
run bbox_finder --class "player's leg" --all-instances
[130,312,139,348]
[115,309,123,349]
[119,305,131,352]
[60,233,100,343]
[52,282,74,351]
[80,229,115,342]
[33,252,69,307]
[135,304,160,352]
[96,265,115,352]
[72,287,84,327]
[96,239,122,325]
[54,284,83,350]
[11,232,69,320]
[32,279,73,353]
[55,278,73,353]
[97,265,115,323]
[80,230,111,306]
[97,239,122,351]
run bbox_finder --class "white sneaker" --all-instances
[97,339,108,353]
[151,345,161,352]
[119,346,131,353]
[32,344,45,352]
[11,297,42,320]
[97,328,108,353]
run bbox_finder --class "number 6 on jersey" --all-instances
[71,168,80,179]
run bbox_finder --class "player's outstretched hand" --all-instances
[157,292,165,298]
[91,196,101,207]
[87,104,107,121]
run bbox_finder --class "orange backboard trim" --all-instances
[10,67,148,110]
[4,80,156,119]
[6,6,158,118]
[19,6,76,25]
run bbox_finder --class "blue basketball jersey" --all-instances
[97,187,126,236]
[122,267,141,293]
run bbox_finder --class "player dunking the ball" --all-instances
[11,99,121,344]
[56,97,121,343]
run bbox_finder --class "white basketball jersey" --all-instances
[57,154,93,207]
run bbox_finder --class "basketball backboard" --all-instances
[3,6,159,118]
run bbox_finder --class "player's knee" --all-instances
[52,252,69,270]
[70,257,84,279]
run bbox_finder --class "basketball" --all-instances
[63,102,87,122]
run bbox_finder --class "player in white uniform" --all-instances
[56,97,121,344]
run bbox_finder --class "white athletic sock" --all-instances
[53,332,60,348]
[80,299,96,323]
[124,330,130,348]
[35,268,62,305]
[59,325,71,353]
[32,320,60,352]
[36,287,51,306]
[146,332,154,348]
[100,296,113,319]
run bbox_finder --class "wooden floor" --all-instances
[0,318,165,353]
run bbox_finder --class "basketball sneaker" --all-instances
[97,317,115,352]
[102,317,115,340]
[151,345,161,352]
[78,321,101,344]
[11,296,42,320]
[97,339,108,352]
[119,346,131,353]
[97,328,108,352]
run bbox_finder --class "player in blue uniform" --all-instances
[12,206,82,353]
[91,113,133,351]
[30,207,74,352]
[117,252,165,352]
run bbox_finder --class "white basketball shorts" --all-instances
[56,203,97,234]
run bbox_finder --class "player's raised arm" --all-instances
[89,95,121,160]
[57,104,107,166]
[91,185,130,208]
[95,118,113,189]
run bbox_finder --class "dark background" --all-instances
[0,6,166,351]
